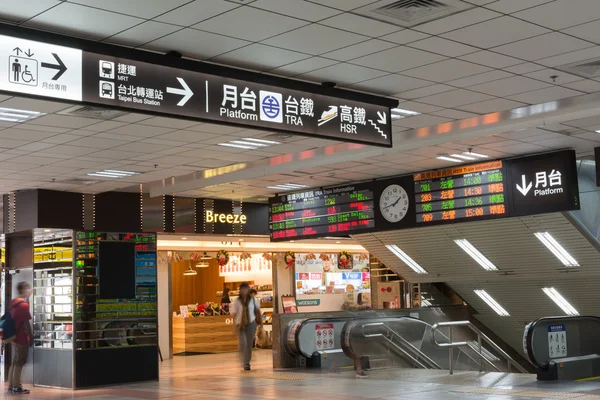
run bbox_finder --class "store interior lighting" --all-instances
[385,244,427,274]
[542,287,579,316]
[534,232,579,267]
[183,265,197,276]
[454,239,498,271]
[473,289,510,316]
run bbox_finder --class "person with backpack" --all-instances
[231,283,261,371]
[7,282,33,395]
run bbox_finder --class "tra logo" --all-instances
[259,90,282,123]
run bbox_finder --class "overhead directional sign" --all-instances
[0,31,392,147]
[0,34,82,101]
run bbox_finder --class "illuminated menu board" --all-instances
[414,161,508,224]
[270,186,375,241]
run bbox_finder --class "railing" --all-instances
[361,322,442,370]
[430,320,528,375]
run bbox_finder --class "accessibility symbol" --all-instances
[259,90,282,123]
[8,55,37,87]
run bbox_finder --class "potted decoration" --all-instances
[338,251,352,270]
[284,251,296,269]
[216,249,229,267]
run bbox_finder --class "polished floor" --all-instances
[4,351,600,399]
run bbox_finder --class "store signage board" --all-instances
[268,150,579,240]
[0,32,391,147]
[0,34,82,101]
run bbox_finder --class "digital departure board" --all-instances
[270,186,375,240]
[414,161,508,224]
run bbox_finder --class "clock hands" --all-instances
[383,196,402,210]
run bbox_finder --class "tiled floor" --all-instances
[4,350,600,399]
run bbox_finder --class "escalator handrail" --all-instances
[431,320,528,373]
[524,315,600,369]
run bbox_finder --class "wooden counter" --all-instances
[173,315,238,354]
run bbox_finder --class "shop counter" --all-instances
[173,315,237,354]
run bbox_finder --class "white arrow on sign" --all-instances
[167,77,193,106]
[516,174,533,196]
[377,111,387,125]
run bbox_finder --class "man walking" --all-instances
[8,282,33,395]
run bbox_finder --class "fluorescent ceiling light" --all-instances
[451,154,476,160]
[465,152,489,158]
[542,287,579,316]
[534,232,579,267]
[385,244,427,274]
[455,239,498,271]
[391,108,420,120]
[219,137,281,150]
[436,156,462,163]
[87,169,139,179]
[266,183,310,191]
[473,290,510,316]
[0,107,45,123]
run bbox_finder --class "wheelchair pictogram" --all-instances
[8,56,38,87]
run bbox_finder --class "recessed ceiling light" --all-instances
[218,137,281,150]
[473,289,510,316]
[596,130,600,134]
[182,237,187,240]
[451,154,476,160]
[386,244,427,274]
[534,232,579,267]
[542,287,578,316]
[391,108,420,119]
[436,156,462,163]
[454,239,498,271]
[0,107,45,123]
[464,152,489,158]
[87,169,140,179]
[43,229,52,232]
[266,183,310,191]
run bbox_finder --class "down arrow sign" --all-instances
[41,53,67,80]
[515,174,532,196]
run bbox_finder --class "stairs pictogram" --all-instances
[368,119,387,139]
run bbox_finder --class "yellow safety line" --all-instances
[576,376,600,382]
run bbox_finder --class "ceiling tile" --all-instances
[409,37,478,57]
[83,120,130,132]
[88,149,143,160]
[113,113,152,123]
[69,0,190,18]
[414,8,500,35]
[524,69,582,85]
[514,0,600,30]
[155,1,238,26]
[24,2,143,40]
[485,0,554,14]
[379,29,430,45]
[40,133,81,144]
[417,89,495,108]
[564,20,600,45]
[351,47,446,73]
[108,124,175,137]
[0,0,59,23]
[458,98,527,114]
[187,123,244,135]
[213,44,309,71]
[0,97,71,113]
[154,130,217,143]
[469,76,552,97]
[398,84,454,100]
[66,137,131,149]
[493,32,593,61]
[503,62,545,74]
[402,59,491,82]
[432,109,478,120]
[143,28,249,60]
[507,86,585,104]
[263,24,368,55]
[41,145,98,156]
[535,46,600,68]
[349,74,431,96]
[443,16,549,48]
[251,0,341,21]
[195,7,308,42]
[307,0,380,11]
[447,70,513,88]
[298,63,387,86]
[269,57,338,76]
[393,115,453,129]
[139,117,199,130]
[0,128,53,141]
[319,13,399,37]
[28,114,97,129]
[104,21,181,47]
[395,101,444,114]
[458,50,522,69]
[564,80,600,93]
[326,40,397,61]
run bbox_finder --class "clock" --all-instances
[380,184,409,223]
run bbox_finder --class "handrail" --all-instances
[361,322,442,370]
[430,320,528,375]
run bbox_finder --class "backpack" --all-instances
[0,301,24,344]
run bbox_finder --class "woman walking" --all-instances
[232,282,261,371]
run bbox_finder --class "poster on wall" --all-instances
[319,253,336,273]
[353,254,370,272]
[548,325,567,358]
[282,295,298,313]
[315,323,335,351]
[338,251,353,270]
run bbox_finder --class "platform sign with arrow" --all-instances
[507,150,580,217]
[0,34,82,100]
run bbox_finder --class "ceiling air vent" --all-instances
[556,57,600,78]
[55,178,99,185]
[264,132,294,142]
[58,105,128,120]
[353,0,475,28]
